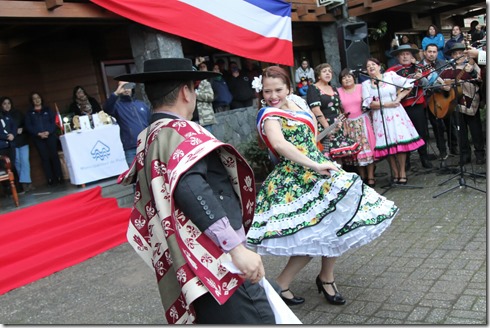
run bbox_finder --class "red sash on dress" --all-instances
[256,107,315,160]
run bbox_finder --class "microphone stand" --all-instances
[359,72,422,195]
[425,79,486,198]
[410,60,457,172]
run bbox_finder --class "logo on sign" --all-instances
[91,140,111,161]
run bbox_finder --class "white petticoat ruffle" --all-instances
[247,174,398,258]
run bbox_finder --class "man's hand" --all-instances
[229,244,264,284]
[465,47,479,59]
[195,56,205,66]
[114,81,128,96]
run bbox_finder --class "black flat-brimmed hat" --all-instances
[390,44,419,57]
[115,58,220,83]
[444,42,466,55]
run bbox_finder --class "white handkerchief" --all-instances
[222,262,302,324]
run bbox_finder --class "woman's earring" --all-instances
[260,99,267,106]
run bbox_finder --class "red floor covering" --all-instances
[0,186,131,295]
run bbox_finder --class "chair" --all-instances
[0,155,19,207]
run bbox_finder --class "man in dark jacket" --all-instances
[211,63,233,112]
[117,58,275,325]
[103,81,150,166]
[226,61,256,109]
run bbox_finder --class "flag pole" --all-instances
[54,102,64,135]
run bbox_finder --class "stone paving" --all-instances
[0,151,486,325]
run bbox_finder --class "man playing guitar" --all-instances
[386,44,433,169]
[422,43,459,162]
[438,42,485,165]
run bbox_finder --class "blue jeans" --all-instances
[124,148,137,167]
[15,145,32,183]
[204,125,213,134]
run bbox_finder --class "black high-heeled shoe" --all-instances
[315,276,346,305]
[280,288,305,306]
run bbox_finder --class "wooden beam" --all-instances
[45,0,63,11]
[296,5,309,17]
[0,1,121,19]
[348,0,416,16]
[315,6,327,16]
[363,0,372,9]
[291,11,337,22]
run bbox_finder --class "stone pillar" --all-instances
[320,24,341,87]
[128,24,184,70]
[127,24,184,102]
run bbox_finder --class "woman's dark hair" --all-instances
[72,85,88,102]
[29,91,43,106]
[339,68,355,83]
[366,57,381,66]
[300,57,309,65]
[451,25,461,36]
[313,63,333,84]
[427,24,440,36]
[258,66,291,109]
[0,96,13,109]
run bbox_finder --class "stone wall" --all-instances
[212,106,258,149]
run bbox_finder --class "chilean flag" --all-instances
[90,0,293,66]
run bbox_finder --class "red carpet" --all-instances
[0,186,131,295]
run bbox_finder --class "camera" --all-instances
[122,82,135,90]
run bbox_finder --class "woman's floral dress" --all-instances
[246,107,399,257]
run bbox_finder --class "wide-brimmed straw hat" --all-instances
[390,44,419,57]
[115,58,220,83]
[444,42,466,55]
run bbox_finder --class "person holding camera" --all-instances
[103,81,150,166]
[226,61,256,109]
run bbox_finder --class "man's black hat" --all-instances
[444,42,466,56]
[390,44,419,57]
[115,58,220,83]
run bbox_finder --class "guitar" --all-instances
[316,112,350,151]
[427,33,471,119]
[396,64,433,98]
[427,79,462,118]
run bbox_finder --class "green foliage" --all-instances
[368,21,388,40]
[238,138,273,180]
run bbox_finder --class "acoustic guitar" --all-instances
[396,64,433,98]
[427,33,471,119]
[316,112,350,151]
[427,80,462,119]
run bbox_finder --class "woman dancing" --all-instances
[246,66,399,307]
